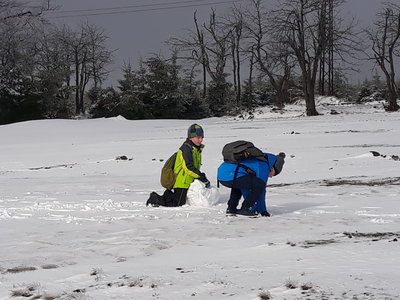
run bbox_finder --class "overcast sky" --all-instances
[43,0,388,86]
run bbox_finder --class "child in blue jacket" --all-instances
[217,152,285,217]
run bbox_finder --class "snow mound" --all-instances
[187,180,220,207]
[109,115,127,121]
[316,95,342,105]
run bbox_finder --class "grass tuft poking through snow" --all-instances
[258,291,272,299]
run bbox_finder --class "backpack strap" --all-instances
[233,163,256,181]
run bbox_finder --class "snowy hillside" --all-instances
[1,99,399,299]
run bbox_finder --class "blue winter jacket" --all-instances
[217,153,277,213]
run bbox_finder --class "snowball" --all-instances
[187,180,220,207]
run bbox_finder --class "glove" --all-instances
[199,172,208,182]
[199,172,210,188]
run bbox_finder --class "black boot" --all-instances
[226,207,237,216]
[146,192,162,207]
[260,211,271,217]
[236,208,258,217]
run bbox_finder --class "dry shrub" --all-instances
[285,279,297,289]
[128,279,143,287]
[7,266,37,273]
[10,284,37,298]
[258,291,271,299]
[11,290,33,297]
[90,268,102,276]
[42,264,59,270]
[301,282,313,290]
[90,268,105,281]
[150,282,158,288]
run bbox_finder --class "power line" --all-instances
[45,0,242,19]
[48,0,225,14]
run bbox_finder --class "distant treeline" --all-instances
[1,0,399,125]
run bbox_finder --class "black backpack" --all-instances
[222,140,268,164]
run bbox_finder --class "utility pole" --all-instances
[319,0,334,96]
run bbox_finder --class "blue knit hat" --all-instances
[187,124,204,138]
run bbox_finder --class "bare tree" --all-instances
[168,11,208,98]
[246,45,255,109]
[54,23,112,115]
[225,7,244,105]
[86,24,112,91]
[53,25,85,114]
[193,11,209,99]
[33,24,74,116]
[366,2,400,112]
[1,0,52,20]
[202,10,234,114]
[0,0,56,123]
[169,9,232,114]
[243,0,295,109]
[0,0,51,88]
[201,10,232,82]
[270,0,328,116]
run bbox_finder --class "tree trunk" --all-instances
[386,36,399,111]
[74,50,80,115]
[236,40,241,105]
[231,43,237,98]
[386,76,399,111]
[275,89,285,109]
[276,79,289,108]
[247,50,254,110]
[304,73,319,116]
[202,61,207,99]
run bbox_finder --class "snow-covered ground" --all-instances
[1,99,399,299]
